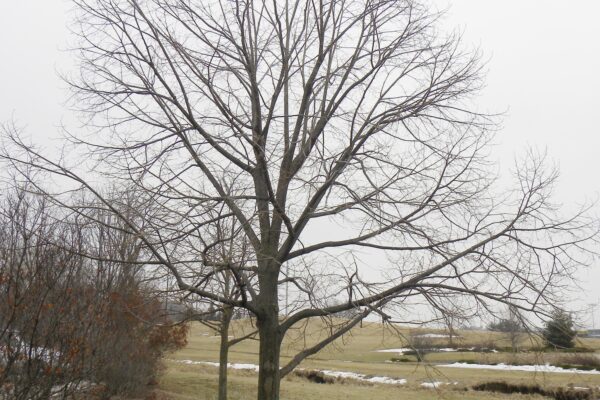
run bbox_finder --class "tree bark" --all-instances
[256,270,281,400]
[257,315,281,400]
[218,306,233,400]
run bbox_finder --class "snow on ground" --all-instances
[414,334,457,339]
[317,369,407,385]
[420,381,457,389]
[50,381,93,398]
[175,360,259,371]
[375,347,459,354]
[375,348,413,353]
[376,347,499,354]
[1,336,61,363]
[172,360,407,385]
[438,362,600,375]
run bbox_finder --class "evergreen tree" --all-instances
[543,310,576,349]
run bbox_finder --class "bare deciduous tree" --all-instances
[186,207,258,400]
[488,305,526,351]
[1,0,597,399]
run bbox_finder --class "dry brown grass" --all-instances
[160,361,550,400]
[162,320,600,399]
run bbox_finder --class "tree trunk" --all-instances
[257,314,281,400]
[256,269,281,400]
[218,306,233,400]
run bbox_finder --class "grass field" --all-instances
[158,319,600,399]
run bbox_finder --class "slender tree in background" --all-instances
[488,305,525,351]
[1,0,597,399]
[188,206,258,400]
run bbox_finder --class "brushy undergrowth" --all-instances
[472,381,595,400]
[293,370,335,384]
[554,354,600,371]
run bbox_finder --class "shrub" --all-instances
[529,346,593,353]
[543,311,577,349]
[553,388,593,400]
[472,381,594,400]
[488,319,523,333]
[293,370,335,384]
[488,306,526,351]
[0,261,189,399]
[560,347,594,353]
[0,188,189,399]
[405,333,433,362]
[390,357,412,363]
[555,354,600,371]
[472,381,545,396]
[82,284,189,396]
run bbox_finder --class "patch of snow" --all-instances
[230,363,260,371]
[414,333,457,338]
[317,370,362,380]
[362,375,407,385]
[318,369,407,385]
[174,359,259,371]
[420,381,457,389]
[375,348,412,353]
[229,363,259,371]
[175,359,217,367]
[1,339,61,363]
[438,362,600,375]
[171,359,407,385]
[375,347,458,354]
[50,381,93,398]
[377,347,505,355]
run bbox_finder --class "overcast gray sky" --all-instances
[436,1,600,326]
[0,1,599,326]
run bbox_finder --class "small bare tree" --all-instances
[488,305,525,352]
[187,207,257,400]
[406,332,433,362]
[1,0,597,399]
